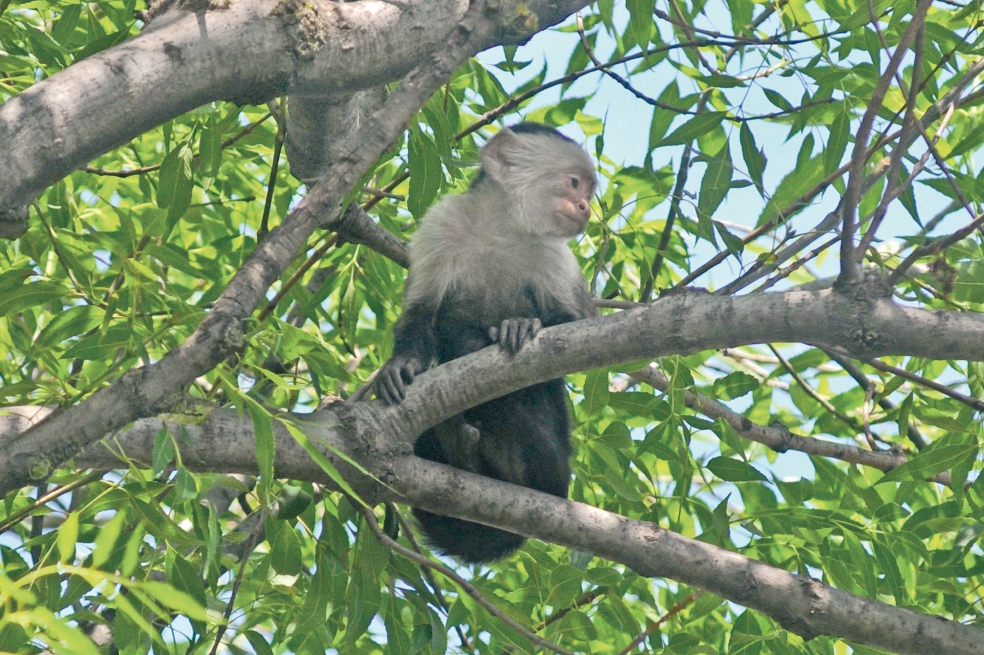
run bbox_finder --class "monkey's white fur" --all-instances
[405,131,596,320]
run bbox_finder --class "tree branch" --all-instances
[0,0,467,235]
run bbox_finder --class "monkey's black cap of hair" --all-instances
[507,122,576,144]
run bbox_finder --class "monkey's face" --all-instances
[481,126,598,237]
[551,169,595,236]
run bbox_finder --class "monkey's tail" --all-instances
[411,508,526,564]
[412,426,528,564]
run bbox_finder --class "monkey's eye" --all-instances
[570,176,580,189]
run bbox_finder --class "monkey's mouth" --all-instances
[556,211,589,233]
[554,210,591,234]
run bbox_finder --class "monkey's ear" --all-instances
[480,128,520,182]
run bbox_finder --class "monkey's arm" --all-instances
[374,303,437,405]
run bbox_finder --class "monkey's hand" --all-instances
[489,318,542,353]
[373,355,425,405]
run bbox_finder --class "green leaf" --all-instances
[706,456,767,482]
[877,444,980,484]
[758,154,825,226]
[842,530,877,596]
[763,88,792,111]
[545,564,584,608]
[625,0,656,52]
[52,4,82,45]
[139,580,209,621]
[152,427,174,477]
[647,83,684,155]
[92,511,126,569]
[296,544,334,632]
[837,0,894,30]
[582,369,610,416]
[157,140,194,225]
[383,593,411,655]
[697,146,733,223]
[872,539,905,603]
[607,391,656,416]
[953,260,984,303]
[279,419,378,508]
[700,74,745,88]
[270,522,303,576]
[276,484,313,521]
[712,371,759,400]
[825,106,850,174]
[173,469,197,502]
[660,113,727,148]
[897,393,914,444]
[58,512,79,563]
[0,281,69,318]
[35,305,102,347]
[739,122,766,194]
[408,129,443,219]
[199,114,223,178]
[715,221,744,258]
[244,631,275,655]
[246,399,275,488]
[167,552,208,610]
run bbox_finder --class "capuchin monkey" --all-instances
[374,123,597,563]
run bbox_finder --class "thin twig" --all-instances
[32,203,86,295]
[259,101,287,239]
[854,18,927,263]
[0,470,106,534]
[643,138,694,301]
[767,345,859,430]
[207,511,265,655]
[615,591,702,655]
[839,0,931,284]
[362,187,405,202]
[851,354,984,414]
[593,298,644,310]
[534,587,608,631]
[631,365,950,483]
[257,235,339,322]
[824,350,928,449]
[887,211,984,286]
[389,504,474,652]
[754,236,839,293]
[82,111,273,177]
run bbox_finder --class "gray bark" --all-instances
[0,0,467,235]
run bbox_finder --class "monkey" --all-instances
[374,122,597,563]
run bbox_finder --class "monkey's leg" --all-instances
[433,415,482,472]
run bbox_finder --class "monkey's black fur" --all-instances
[375,123,596,563]
[405,288,590,562]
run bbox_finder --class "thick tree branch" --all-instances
[372,286,984,446]
[0,0,467,235]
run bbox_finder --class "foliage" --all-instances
[2,0,984,653]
